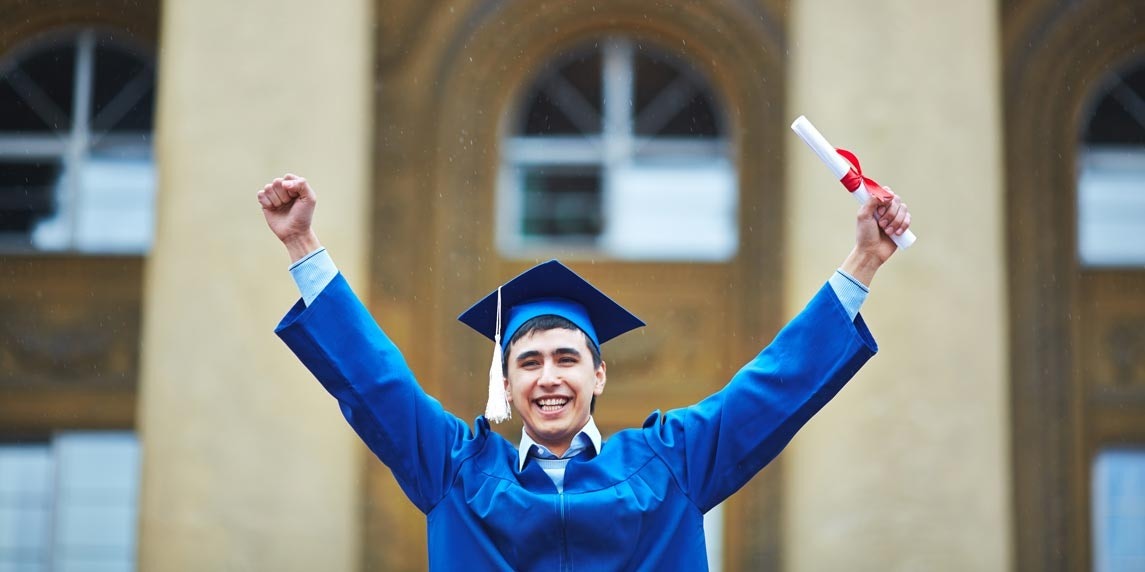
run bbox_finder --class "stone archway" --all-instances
[1004,1,1145,570]
[366,1,790,569]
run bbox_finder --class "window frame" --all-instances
[0,26,157,254]
[496,36,736,260]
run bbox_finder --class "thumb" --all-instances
[858,197,880,219]
[284,178,315,201]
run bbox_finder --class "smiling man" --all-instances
[258,172,911,570]
[508,325,603,455]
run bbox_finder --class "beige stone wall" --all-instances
[785,0,1012,570]
[136,0,373,569]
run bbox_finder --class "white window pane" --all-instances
[1078,149,1145,267]
[55,505,136,550]
[0,508,51,552]
[0,445,51,569]
[0,562,48,572]
[51,433,139,572]
[31,157,155,254]
[0,447,51,496]
[55,558,132,572]
[1093,448,1145,572]
[604,159,737,261]
[75,155,155,253]
[55,433,139,495]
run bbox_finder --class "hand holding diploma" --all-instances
[791,116,917,250]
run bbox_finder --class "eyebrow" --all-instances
[514,347,582,362]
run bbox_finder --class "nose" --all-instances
[538,361,562,387]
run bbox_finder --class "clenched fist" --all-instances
[258,174,322,262]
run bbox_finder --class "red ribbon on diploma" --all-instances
[837,148,895,202]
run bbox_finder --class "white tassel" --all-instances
[485,287,511,423]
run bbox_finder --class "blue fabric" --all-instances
[504,298,599,350]
[276,274,877,571]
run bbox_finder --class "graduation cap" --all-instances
[458,260,645,423]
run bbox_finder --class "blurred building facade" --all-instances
[1,0,1143,570]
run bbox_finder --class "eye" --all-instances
[559,356,578,365]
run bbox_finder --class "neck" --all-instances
[526,431,573,457]
[543,441,572,458]
[525,419,591,458]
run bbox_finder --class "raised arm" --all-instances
[841,191,910,286]
[258,174,476,513]
[645,193,911,512]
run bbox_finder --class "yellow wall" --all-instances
[785,0,1012,570]
[136,0,373,569]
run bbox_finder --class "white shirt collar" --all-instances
[517,416,603,471]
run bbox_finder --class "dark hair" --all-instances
[502,315,603,413]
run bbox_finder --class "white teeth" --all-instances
[536,398,569,408]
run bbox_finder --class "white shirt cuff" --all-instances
[289,247,338,306]
[828,268,869,322]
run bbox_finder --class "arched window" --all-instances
[1077,59,1145,267]
[498,37,736,261]
[0,28,156,253]
[1077,57,1145,572]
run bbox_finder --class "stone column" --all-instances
[137,1,373,569]
[785,0,1012,570]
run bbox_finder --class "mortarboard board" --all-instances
[458,260,645,350]
[457,260,645,423]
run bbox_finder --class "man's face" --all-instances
[505,327,606,456]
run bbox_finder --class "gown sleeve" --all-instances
[275,273,476,513]
[642,282,878,512]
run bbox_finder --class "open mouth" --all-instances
[534,397,570,414]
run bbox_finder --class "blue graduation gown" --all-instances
[276,274,877,571]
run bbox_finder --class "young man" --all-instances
[258,173,911,570]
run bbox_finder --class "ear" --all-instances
[503,376,512,403]
[593,361,607,396]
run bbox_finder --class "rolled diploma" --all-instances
[791,116,916,249]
